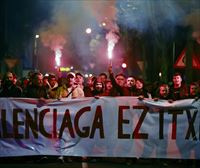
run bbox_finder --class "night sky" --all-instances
[0,0,199,82]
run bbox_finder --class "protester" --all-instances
[154,84,172,101]
[25,72,48,99]
[169,72,188,100]
[134,78,149,98]
[103,79,113,96]
[56,72,84,99]
[108,65,129,96]
[57,72,85,163]
[0,69,200,166]
[47,74,58,99]
[84,76,96,97]
[126,76,136,96]
[98,72,108,84]
[91,78,105,96]
[188,82,200,99]
[75,72,84,90]
[0,71,22,97]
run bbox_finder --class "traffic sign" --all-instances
[174,48,200,69]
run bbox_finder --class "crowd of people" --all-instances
[0,66,200,101]
[0,67,200,165]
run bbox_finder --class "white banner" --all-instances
[0,97,199,159]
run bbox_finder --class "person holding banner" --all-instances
[188,82,200,99]
[169,72,188,100]
[108,65,137,165]
[154,84,172,101]
[56,72,85,164]
[188,82,200,159]
[25,72,48,99]
[103,79,113,96]
[56,72,84,99]
[141,84,170,160]
[126,76,136,96]
[25,72,50,163]
[134,78,149,98]
[0,71,22,97]
[169,73,199,160]
[91,78,105,97]
[84,76,96,97]
[75,72,85,90]
[47,74,59,99]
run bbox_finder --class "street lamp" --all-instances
[35,34,40,39]
[34,34,39,70]
[34,35,40,55]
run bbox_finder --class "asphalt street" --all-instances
[0,157,199,168]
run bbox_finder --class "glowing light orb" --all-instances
[122,63,127,68]
[84,74,89,78]
[102,22,106,26]
[86,28,92,34]
[35,34,40,39]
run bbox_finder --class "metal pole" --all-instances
[172,41,175,64]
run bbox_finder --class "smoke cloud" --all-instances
[83,0,118,32]
[37,0,200,72]
[185,9,200,44]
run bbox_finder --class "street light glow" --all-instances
[35,34,40,39]
[102,22,106,26]
[86,28,92,34]
[122,63,127,68]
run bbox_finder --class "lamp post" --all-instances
[34,34,39,70]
